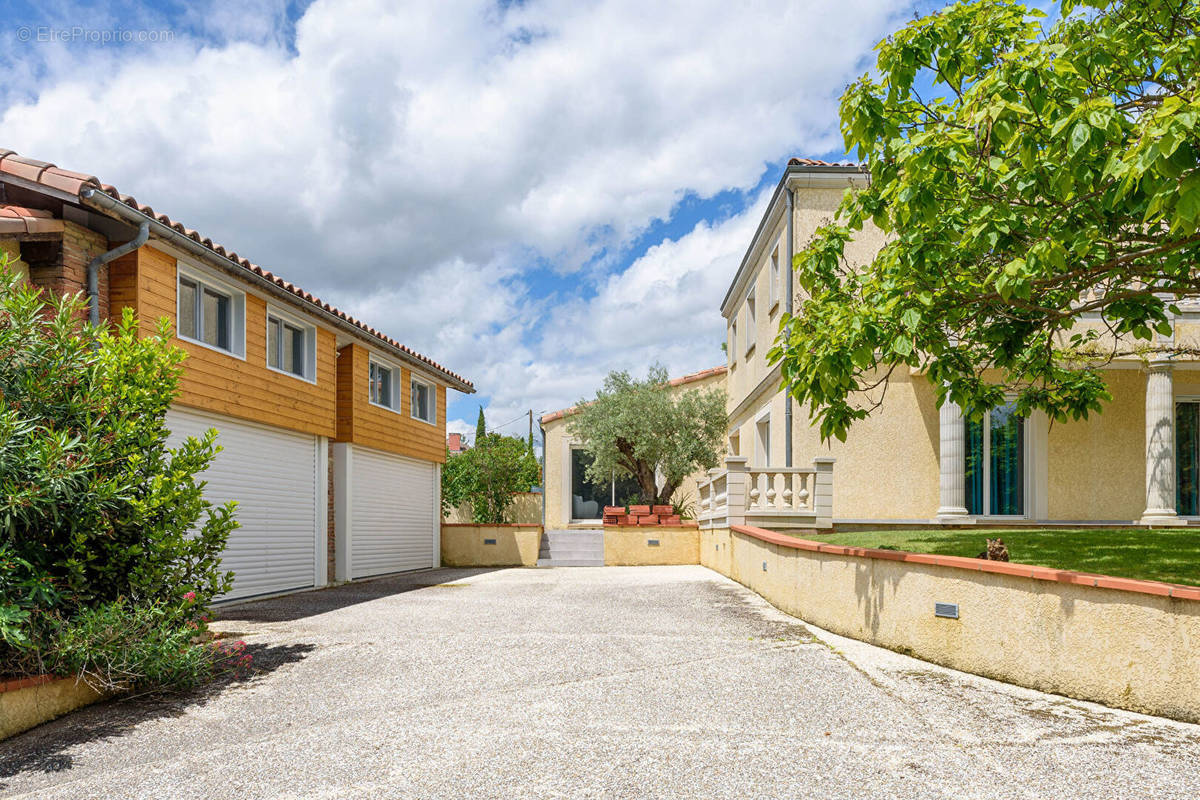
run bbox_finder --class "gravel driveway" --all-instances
[2,566,1198,799]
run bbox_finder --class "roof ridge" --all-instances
[0,149,473,390]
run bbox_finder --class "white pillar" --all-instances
[1141,360,1181,526]
[724,456,749,527]
[812,457,835,529]
[936,398,972,522]
[333,442,353,581]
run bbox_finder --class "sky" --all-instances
[0,0,939,444]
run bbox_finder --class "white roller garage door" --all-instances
[348,446,437,579]
[167,407,321,601]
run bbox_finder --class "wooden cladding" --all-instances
[108,245,336,438]
[336,343,447,463]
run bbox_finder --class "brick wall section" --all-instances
[25,221,110,320]
[328,440,337,582]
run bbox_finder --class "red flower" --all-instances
[182,591,196,602]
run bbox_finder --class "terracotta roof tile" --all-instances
[787,157,863,168]
[0,149,473,391]
[0,204,65,236]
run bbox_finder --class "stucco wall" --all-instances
[1,676,104,741]
[725,184,888,406]
[1048,370,1145,519]
[729,367,940,520]
[701,525,1200,723]
[542,369,726,529]
[603,526,699,566]
[444,492,542,525]
[440,525,542,567]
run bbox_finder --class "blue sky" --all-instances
[0,0,963,443]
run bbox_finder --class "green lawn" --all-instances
[815,528,1200,587]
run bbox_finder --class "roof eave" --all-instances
[79,187,476,394]
[718,163,867,316]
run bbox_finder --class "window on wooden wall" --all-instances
[266,308,316,382]
[177,268,245,358]
[369,360,399,410]
[411,377,436,424]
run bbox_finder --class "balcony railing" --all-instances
[697,456,834,530]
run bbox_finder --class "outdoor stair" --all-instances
[537,529,605,567]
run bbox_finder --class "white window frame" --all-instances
[176,264,246,359]
[745,289,756,357]
[410,375,437,425]
[265,305,317,383]
[755,407,771,468]
[730,319,738,366]
[769,244,780,312]
[968,403,1032,519]
[368,358,401,412]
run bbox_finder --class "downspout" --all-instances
[784,186,794,468]
[538,418,547,532]
[87,220,149,326]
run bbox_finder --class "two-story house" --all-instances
[0,149,475,600]
[712,158,1200,529]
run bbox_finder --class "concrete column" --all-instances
[724,456,749,528]
[812,457,835,529]
[936,398,972,522]
[1142,360,1181,526]
[333,442,353,581]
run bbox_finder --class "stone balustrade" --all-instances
[698,456,834,530]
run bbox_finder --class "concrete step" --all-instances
[538,529,606,567]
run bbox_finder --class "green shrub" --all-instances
[441,433,540,524]
[0,265,237,680]
[48,597,250,692]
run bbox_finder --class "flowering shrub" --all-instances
[0,262,237,684]
[49,598,252,692]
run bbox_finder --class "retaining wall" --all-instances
[1,675,104,741]
[604,525,699,566]
[701,525,1200,723]
[440,524,543,567]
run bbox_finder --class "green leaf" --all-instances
[1068,121,1091,156]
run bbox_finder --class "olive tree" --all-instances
[568,366,727,507]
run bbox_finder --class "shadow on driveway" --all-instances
[0,641,314,790]
[216,567,506,624]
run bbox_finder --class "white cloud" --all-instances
[0,0,911,425]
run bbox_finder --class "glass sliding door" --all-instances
[570,449,644,520]
[964,401,1026,516]
[1179,402,1199,517]
[990,403,1025,516]
[965,416,985,515]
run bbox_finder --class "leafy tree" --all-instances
[475,406,487,444]
[441,433,540,524]
[568,366,727,506]
[771,0,1200,441]
[0,267,236,672]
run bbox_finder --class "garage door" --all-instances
[167,407,320,600]
[350,446,437,578]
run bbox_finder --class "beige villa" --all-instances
[708,158,1200,530]
[540,366,727,529]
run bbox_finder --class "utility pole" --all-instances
[528,409,533,446]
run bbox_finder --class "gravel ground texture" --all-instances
[2,565,1198,799]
